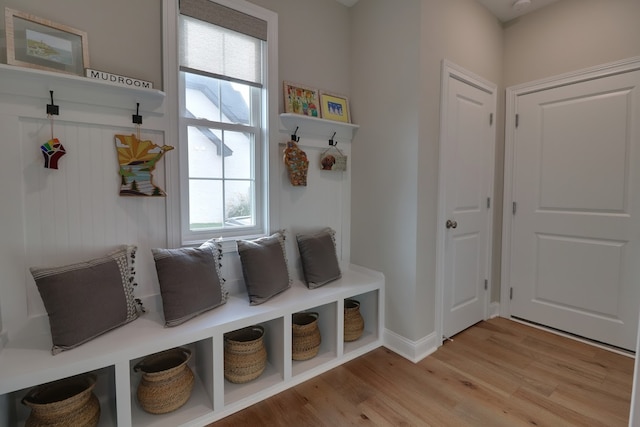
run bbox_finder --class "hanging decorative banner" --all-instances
[283,140,309,186]
[41,138,66,169]
[115,134,174,196]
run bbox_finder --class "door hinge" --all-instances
[515,114,520,128]
[487,197,491,209]
[489,113,493,126]
[510,287,513,300]
[512,201,517,215]
[484,279,488,290]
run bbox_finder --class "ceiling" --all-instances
[475,0,561,22]
[335,0,562,22]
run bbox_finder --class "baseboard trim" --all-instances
[383,329,439,363]
[488,302,500,319]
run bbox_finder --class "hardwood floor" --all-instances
[211,317,634,426]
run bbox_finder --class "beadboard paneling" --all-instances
[21,118,168,316]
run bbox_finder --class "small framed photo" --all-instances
[320,91,351,123]
[5,8,90,76]
[283,81,321,118]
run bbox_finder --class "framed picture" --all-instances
[5,8,89,76]
[283,81,321,118]
[320,91,351,123]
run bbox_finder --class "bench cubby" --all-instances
[0,265,384,426]
[291,302,338,378]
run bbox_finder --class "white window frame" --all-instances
[163,0,278,247]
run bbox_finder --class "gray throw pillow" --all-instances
[296,228,342,289]
[30,245,140,355]
[237,230,292,305]
[152,239,228,327]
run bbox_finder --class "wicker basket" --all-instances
[134,347,195,414]
[344,299,364,342]
[224,325,267,384]
[22,373,100,427]
[292,312,321,361]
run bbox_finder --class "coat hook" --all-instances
[46,90,59,116]
[132,102,143,125]
[329,132,337,146]
[291,126,299,142]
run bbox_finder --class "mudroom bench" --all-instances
[0,264,384,427]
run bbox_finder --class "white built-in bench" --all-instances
[0,264,384,427]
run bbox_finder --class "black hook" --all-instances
[329,132,337,146]
[132,102,143,125]
[46,90,59,116]
[291,126,299,142]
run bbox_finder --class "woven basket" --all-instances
[22,373,100,427]
[344,299,364,342]
[292,312,321,361]
[224,325,267,384]
[134,347,195,414]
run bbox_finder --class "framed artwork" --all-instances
[283,81,321,118]
[320,91,350,123]
[5,8,90,76]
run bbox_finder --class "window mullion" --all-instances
[181,117,258,134]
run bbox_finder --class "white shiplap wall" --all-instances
[21,119,167,316]
[0,69,356,344]
[0,68,169,340]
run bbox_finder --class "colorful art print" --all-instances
[320,91,351,123]
[5,8,90,76]
[115,134,174,197]
[283,81,321,118]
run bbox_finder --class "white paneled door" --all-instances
[440,64,495,339]
[509,69,640,351]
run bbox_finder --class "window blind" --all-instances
[180,0,267,41]
[179,16,262,86]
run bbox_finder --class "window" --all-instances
[178,0,273,243]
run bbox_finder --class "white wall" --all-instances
[504,0,640,87]
[350,0,421,341]
[5,0,638,362]
[249,0,351,105]
[0,0,355,343]
[350,0,502,343]
[0,0,163,88]
[0,77,167,339]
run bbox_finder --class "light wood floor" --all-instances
[211,317,634,426]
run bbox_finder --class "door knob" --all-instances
[446,219,458,229]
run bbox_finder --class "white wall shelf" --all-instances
[0,266,384,427]
[0,64,165,115]
[280,113,359,142]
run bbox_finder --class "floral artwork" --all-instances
[283,82,320,118]
[41,138,66,169]
[115,134,174,196]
